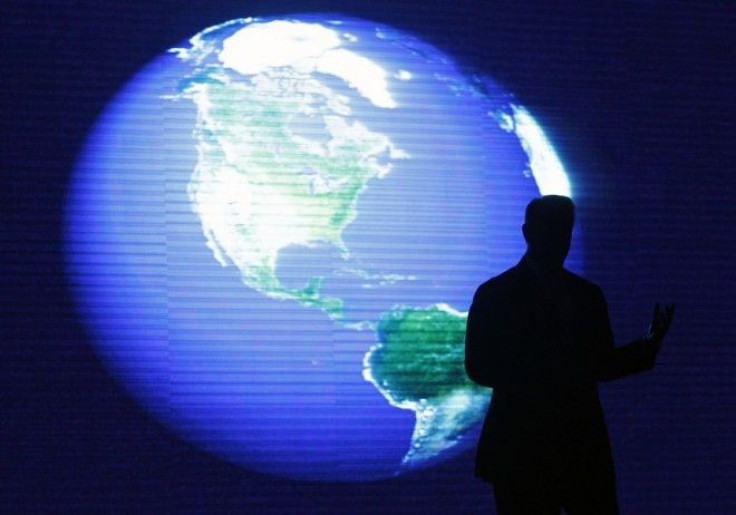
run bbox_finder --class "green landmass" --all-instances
[366,304,478,403]
[363,303,490,468]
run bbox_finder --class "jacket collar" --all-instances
[517,255,570,290]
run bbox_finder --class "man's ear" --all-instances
[521,223,530,243]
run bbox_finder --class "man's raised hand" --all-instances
[646,303,675,349]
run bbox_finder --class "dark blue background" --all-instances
[4,1,735,512]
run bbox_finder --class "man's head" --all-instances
[522,195,575,271]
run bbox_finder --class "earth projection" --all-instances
[65,15,577,481]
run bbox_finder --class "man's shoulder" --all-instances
[474,265,525,297]
[474,264,604,298]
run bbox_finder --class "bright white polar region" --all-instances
[220,21,397,109]
[314,49,397,108]
[220,21,341,73]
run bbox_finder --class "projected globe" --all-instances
[66,15,575,481]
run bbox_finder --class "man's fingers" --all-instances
[656,304,675,335]
[650,304,660,333]
[648,303,675,343]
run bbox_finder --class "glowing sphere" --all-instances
[65,15,575,481]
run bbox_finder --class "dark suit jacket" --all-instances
[465,260,657,488]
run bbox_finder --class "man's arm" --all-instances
[464,286,504,388]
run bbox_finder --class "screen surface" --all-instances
[5,1,735,512]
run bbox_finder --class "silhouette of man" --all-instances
[465,195,674,514]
